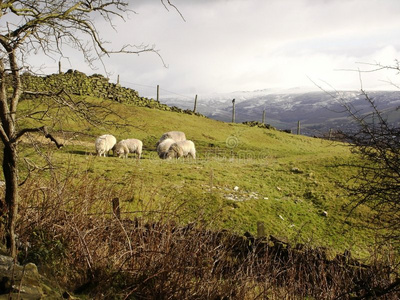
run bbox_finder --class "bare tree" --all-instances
[308,63,400,298]
[329,69,400,245]
[334,88,400,299]
[0,0,176,257]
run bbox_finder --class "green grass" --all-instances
[13,95,376,258]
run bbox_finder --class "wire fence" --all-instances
[32,67,347,137]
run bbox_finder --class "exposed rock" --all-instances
[241,121,275,130]
[291,167,304,174]
[0,253,63,299]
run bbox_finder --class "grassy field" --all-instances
[15,96,374,258]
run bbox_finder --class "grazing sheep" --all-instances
[157,131,186,146]
[157,138,176,159]
[95,134,117,157]
[166,140,196,159]
[114,138,143,159]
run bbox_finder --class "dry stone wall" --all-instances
[20,70,202,116]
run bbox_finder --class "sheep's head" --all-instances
[116,151,124,158]
[166,143,184,159]
[165,149,177,159]
[115,144,128,158]
[158,151,167,159]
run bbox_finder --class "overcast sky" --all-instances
[41,0,400,98]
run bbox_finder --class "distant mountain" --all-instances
[159,90,400,136]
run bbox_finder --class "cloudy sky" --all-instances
[41,0,400,98]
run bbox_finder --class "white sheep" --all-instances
[114,138,143,159]
[157,131,186,146]
[166,140,196,159]
[95,134,117,157]
[157,138,176,159]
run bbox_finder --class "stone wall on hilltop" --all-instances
[19,70,202,116]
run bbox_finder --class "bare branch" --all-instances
[161,0,186,22]
[13,125,63,148]
[311,65,400,247]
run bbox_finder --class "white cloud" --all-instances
[26,0,400,97]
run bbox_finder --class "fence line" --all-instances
[25,68,338,137]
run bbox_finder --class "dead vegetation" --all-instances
[5,171,399,299]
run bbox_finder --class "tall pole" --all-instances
[262,109,266,124]
[232,99,236,123]
[156,85,160,102]
[58,61,62,74]
[297,120,301,135]
[193,94,198,113]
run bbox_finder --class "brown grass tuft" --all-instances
[13,171,400,299]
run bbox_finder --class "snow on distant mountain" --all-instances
[158,90,400,136]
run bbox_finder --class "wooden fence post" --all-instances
[112,197,121,220]
[58,61,62,74]
[257,221,265,238]
[297,121,301,135]
[262,109,266,124]
[193,94,198,113]
[156,85,160,102]
[232,99,236,123]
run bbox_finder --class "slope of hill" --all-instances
[14,94,375,258]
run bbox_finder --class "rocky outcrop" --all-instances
[0,253,62,299]
[241,121,275,129]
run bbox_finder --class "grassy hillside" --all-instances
[15,95,373,258]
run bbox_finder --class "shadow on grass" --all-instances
[65,149,161,161]
[65,150,93,156]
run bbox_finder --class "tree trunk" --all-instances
[3,142,19,258]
